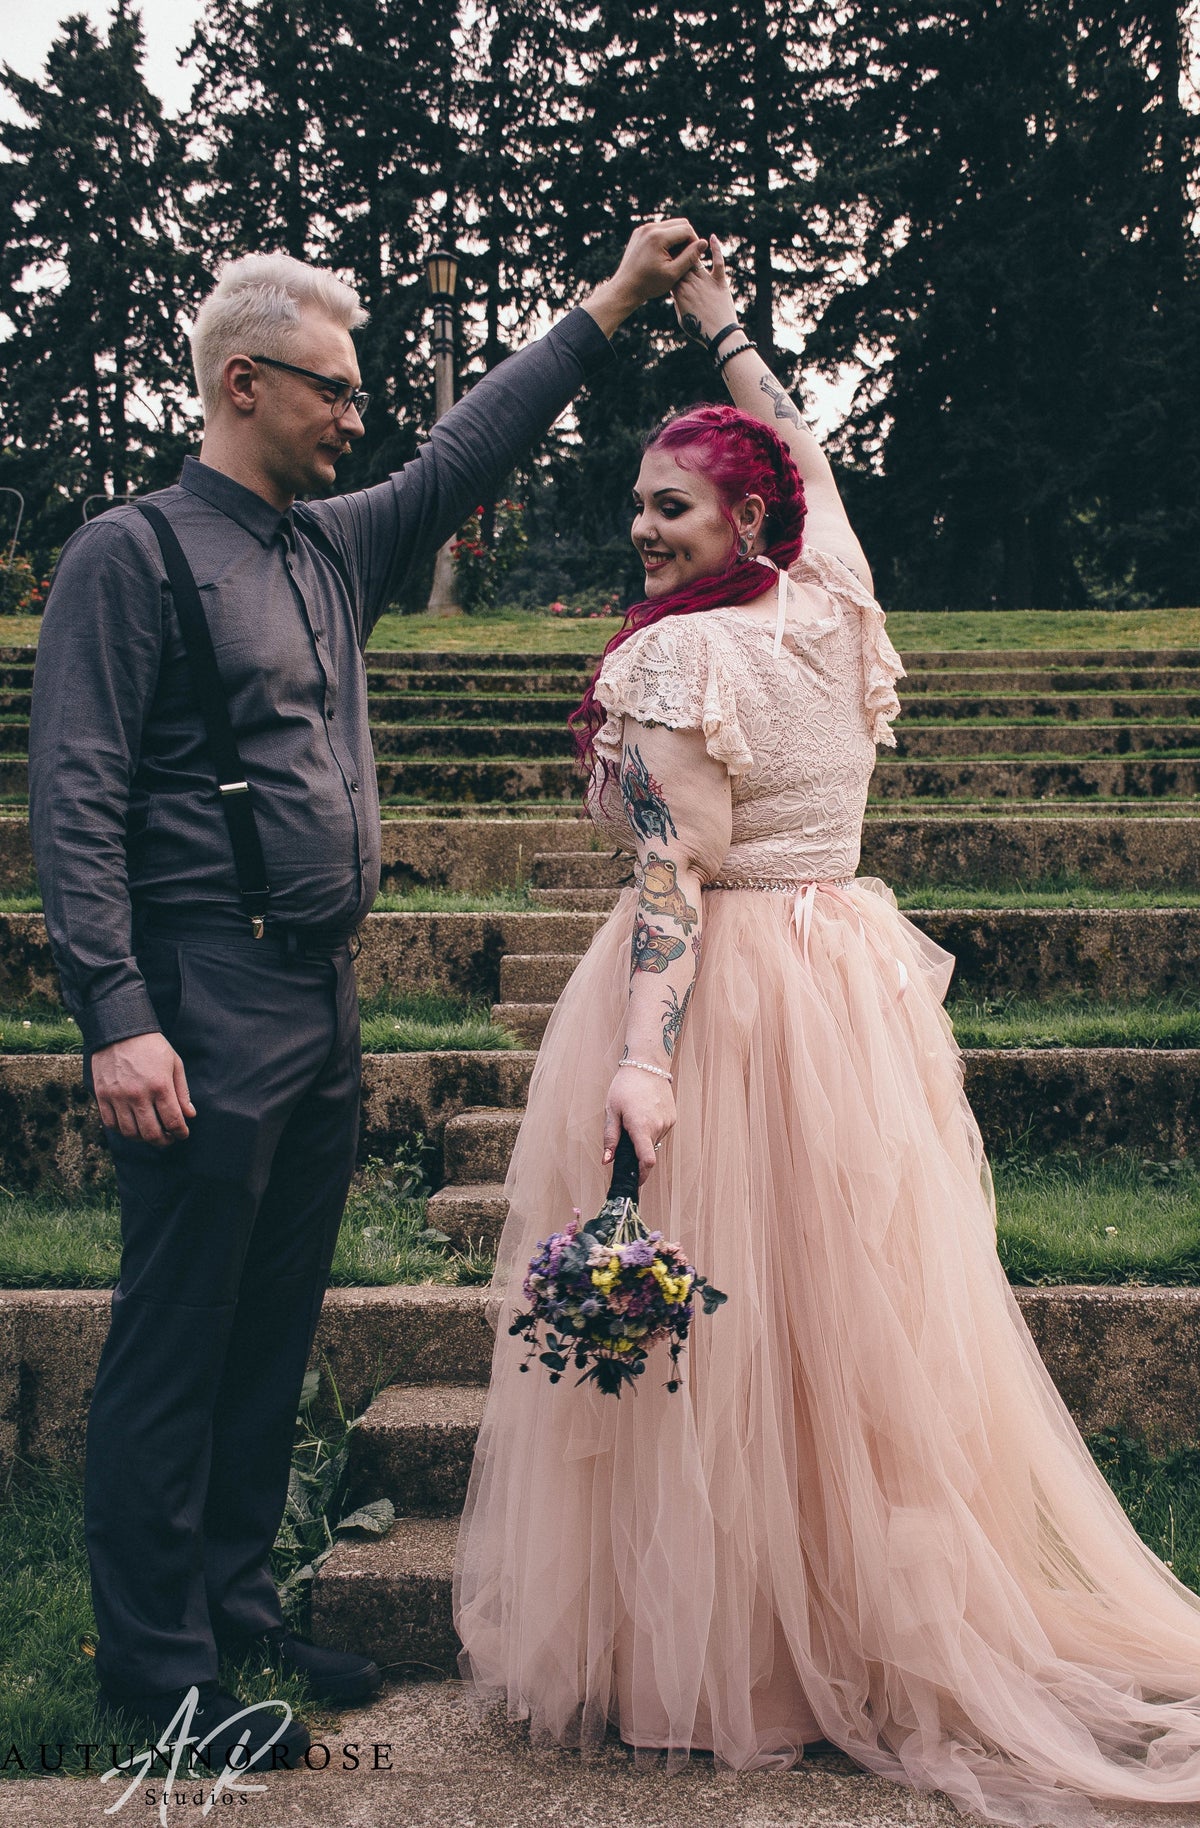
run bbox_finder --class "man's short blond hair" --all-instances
[190,253,368,418]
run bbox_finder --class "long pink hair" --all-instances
[569,404,807,776]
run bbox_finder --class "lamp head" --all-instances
[425,248,459,299]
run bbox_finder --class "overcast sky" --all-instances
[4,0,204,116]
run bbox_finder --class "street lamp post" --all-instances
[425,246,461,615]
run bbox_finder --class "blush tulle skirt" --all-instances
[452,878,1200,1826]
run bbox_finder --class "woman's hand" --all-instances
[671,234,739,345]
[602,1064,677,1184]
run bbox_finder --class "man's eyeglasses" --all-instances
[250,355,370,420]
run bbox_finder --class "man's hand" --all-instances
[91,1032,196,1146]
[581,219,706,338]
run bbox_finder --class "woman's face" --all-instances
[631,447,758,597]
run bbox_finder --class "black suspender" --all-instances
[135,502,272,937]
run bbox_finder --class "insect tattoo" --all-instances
[758,372,801,428]
[638,854,699,933]
[661,981,693,1058]
[631,912,686,977]
[621,745,678,843]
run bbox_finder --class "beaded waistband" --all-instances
[707,876,855,893]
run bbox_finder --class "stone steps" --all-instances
[5,715,1199,762]
[7,687,1200,727]
[307,1279,1200,1668]
[379,757,1200,806]
[310,1514,462,1673]
[8,755,1200,810]
[351,1382,488,1515]
[2,812,1181,898]
[9,1281,1200,1478]
[437,1049,1200,1191]
[7,1040,1198,1193]
[4,906,1197,1007]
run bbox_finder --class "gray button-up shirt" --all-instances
[30,307,613,1052]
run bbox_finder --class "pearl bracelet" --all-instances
[619,1058,673,1083]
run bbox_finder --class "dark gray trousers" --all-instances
[84,927,361,1699]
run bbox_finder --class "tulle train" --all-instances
[453,879,1200,1826]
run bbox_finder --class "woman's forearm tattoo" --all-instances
[759,373,801,428]
[639,854,699,932]
[621,744,678,843]
[630,912,686,977]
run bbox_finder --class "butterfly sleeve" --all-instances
[594,616,754,777]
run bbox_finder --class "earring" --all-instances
[737,536,750,560]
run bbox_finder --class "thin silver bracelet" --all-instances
[619,1058,673,1083]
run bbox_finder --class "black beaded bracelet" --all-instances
[707,322,742,356]
[714,339,757,375]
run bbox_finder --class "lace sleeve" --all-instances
[792,548,906,747]
[594,617,754,776]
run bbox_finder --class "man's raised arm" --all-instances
[307,220,704,633]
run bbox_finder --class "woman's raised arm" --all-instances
[672,236,872,591]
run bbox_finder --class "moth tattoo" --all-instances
[631,912,686,977]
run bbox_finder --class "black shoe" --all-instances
[104,1680,312,1772]
[221,1627,382,1706]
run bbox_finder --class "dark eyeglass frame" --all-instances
[250,354,370,420]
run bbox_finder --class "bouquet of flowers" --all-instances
[509,1131,727,1396]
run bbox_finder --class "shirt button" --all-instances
[350,780,360,793]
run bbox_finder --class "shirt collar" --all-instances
[179,456,296,548]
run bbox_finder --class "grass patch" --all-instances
[0,1152,495,1290]
[897,880,1200,910]
[4,1155,1195,1294]
[8,606,1200,658]
[949,991,1200,1050]
[994,1154,1200,1285]
[371,883,539,913]
[3,880,1199,918]
[0,993,520,1056]
[1090,1431,1200,1590]
[358,990,518,1052]
[0,1003,80,1051]
[361,607,1200,653]
[0,1423,346,1782]
[0,885,544,916]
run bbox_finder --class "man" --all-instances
[29,220,703,1763]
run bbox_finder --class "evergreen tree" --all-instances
[808,0,1200,609]
[0,6,198,560]
[186,0,461,496]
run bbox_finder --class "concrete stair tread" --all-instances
[311,1515,461,1671]
[426,1181,509,1249]
[352,1383,489,1517]
[491,1001,555,1042]
[363,1382,489,1428]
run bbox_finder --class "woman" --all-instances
[453,239,1200,1825]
